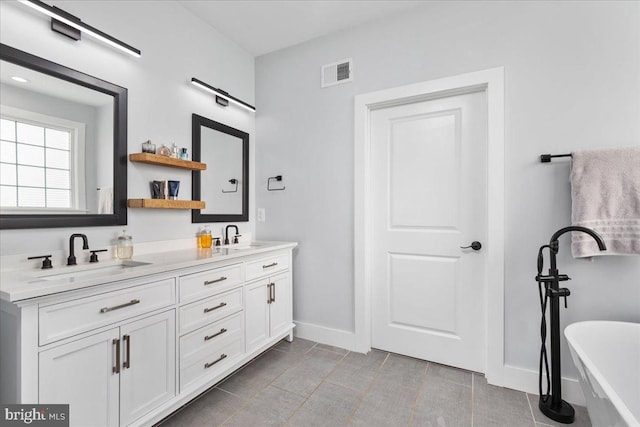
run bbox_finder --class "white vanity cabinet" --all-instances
[0,243,295,427]
[244,254,293,354]
[39,310,176,427]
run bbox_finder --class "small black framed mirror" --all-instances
[192,114,249,223]
[0,44,127,229]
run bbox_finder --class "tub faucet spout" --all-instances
[549,226,607,253]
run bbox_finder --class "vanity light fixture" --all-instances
[191,78,256,113]
[18,0,141,58]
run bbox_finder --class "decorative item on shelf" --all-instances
[168,181,180,200]
[171,143,179,159]
[142,140,156,154]
[157,145,171,157]
[222,178,238,193]
[180,148,189,160]
[116,229,133,260]
[267,175,285,191]
[162,180,169,199]
[150,181,163,199]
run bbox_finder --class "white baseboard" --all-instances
[293,321,358,352]
[500,364,586,406]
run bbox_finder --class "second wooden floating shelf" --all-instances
[128,199,205,209]
[129,153,206,171]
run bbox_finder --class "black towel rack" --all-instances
[222,179,238,193]
[267,175,285,191]
[540,153,572,163]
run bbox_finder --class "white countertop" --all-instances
[0,241,297,303]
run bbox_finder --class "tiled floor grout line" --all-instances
[282,349,349,425]
[526,391,537,425]
[407,361,431,426]
[470,372,475,426]
[345,351,391,426]
[219,341,318,426]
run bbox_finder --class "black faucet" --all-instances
[536,226,606,423]
[68,233,89,266]
[224,225,240,245]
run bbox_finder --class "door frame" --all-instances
[354,67,505,385]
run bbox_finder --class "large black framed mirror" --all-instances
[192,114,249,223]
[0,44,127,229]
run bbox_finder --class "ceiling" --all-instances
[178,1,427,57]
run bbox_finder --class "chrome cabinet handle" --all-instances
[204,277,227,285]
[204,354,227,369]
[204,328,227,341]
[113,338,120,374]
[100,299,140,313]
[123,335,130,369]
[204,302,227,313]
[262,262,278,269]
[460,241,482,251]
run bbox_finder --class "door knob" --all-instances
[460,241,482,251]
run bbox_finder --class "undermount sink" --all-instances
[228,242,265,250]
[35,261,151,282]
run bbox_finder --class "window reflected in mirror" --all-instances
[0,44,127,229]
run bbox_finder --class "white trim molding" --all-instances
[502,364,585,406]
[353,67,506,385]
[293,321,357,352]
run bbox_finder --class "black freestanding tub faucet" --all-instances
[536,226,606,424]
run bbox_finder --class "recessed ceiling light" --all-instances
[11,76,29,83]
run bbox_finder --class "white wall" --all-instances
[0,0,255,256]
[255,0,640,381]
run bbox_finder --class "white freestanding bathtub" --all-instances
[565,321,640,427]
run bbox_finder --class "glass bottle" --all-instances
[117,229,133,260]
[199,225,212,249]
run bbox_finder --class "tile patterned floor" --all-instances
[156,338,591,427]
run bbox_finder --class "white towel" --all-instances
[570,147,640,257]
[98,187,113,214]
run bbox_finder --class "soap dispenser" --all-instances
[200,225,212,249]
[117,229,133,260]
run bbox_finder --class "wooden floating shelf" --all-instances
[129,153,206,171]
[127,199,205,209]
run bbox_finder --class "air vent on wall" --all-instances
[321,58,353,88]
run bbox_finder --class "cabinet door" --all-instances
[269,272,291,338]
[39,328,119,427]
[119,310,176,426]
[245,279,270,353]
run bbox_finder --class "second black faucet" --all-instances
[224,225,241,245]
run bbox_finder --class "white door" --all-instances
[370,89,488,372]
[119,310,175,426]
[39,328,120,427]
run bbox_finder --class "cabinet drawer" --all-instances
[180,337,243,391]
[180,311,243,365]
[179,287,242,334]
[245,254,289,282]
[39,278,176,345]
[179,264,243,303]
